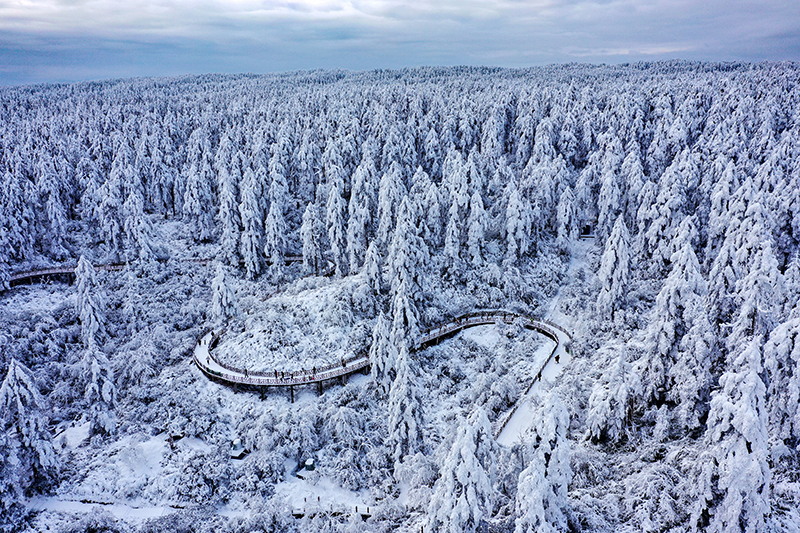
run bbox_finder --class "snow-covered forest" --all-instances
[1,61,799,532]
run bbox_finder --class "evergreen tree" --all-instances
[217,161,242,266]
[376,161,405,249]
[0,225,10,291]
[555,185,577,253]
[75,255,105,350]
[387,195,425,297]
[346,157,375,272]
[182,129,215,242]
[422,176,443,249]
[701,337,771,533]
[326,165,348,277]
[387,345,423,465]
[211,262,238,326]
[444,200,463,273]
[0,359,56,529]
[764,312,800,444]
[586,344,638,443]
[79,346,117,436]
[467,191,487,266]
[36,151,69,259]
[636,216,713,427]
[515,393,571,533]
[300,202,323,276]
[369,312,394,396]
[597,216,631,320]
[238,167,263,280]
[504,184,530,268]
[428,407,496,533]
[362,241,382,295]
[97,168,124,260]
[122,184,156,264]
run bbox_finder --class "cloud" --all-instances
[0,0,798,85]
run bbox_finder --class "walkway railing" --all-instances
[194,309,571,394]
[7,255,313,287]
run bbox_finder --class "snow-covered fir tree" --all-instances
[211,262,238,326]
[596,216,631,321]
[300,201,323,276]
[514,393,571,533]
[75,255,105,350]
[0,359,57,530]
[428,407,497,533]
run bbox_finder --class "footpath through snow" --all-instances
[496,240,589,446]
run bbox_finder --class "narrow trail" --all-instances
[496,240,591,445]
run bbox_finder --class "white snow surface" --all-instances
[276,460,371,514]
[56,421,90,450]
[215,277,371,372]
[28,497,176,523]
[460,324,502,349]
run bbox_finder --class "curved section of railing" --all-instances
[194,309,572,396]
[194,329,370,386]
[6,255,312,288]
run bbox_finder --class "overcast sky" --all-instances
[1,0,798,86]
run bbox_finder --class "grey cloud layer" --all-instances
[0,0,798,85]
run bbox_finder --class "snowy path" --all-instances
[494,318,572,444]
[496,240,590,445]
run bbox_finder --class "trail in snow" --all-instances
[28,497,175,523]
[496,240,589,446]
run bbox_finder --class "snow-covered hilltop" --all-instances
[1,62,799,532]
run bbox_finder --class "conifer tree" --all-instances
[211,262,238,326]
[326,165,348,277]
[369,312,394,396]
[555,185,577,253]
[79,346,117,436]
[217,161,242,266]
[182,129,215,242]
[346,157,375,272]
[504,184,530,267]
[515,393,571,533]
[467,191,487,266]
[387,345,423,465]
[362,241,382,295]
[238,167,263,280]
[122,185,156,264]
[701,337,771,533]
[597,216,631,320]
[75,255,105,350]
[376,161,405,249]
[0,359,57,527]
[300,202,323,276]
[428,408,496,533]
[764,311,800,444]
[636,216,713,426]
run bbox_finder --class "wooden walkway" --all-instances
[6,255,312,288]
[193,310,572,405]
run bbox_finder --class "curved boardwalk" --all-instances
[193,309,572,415]
[6,255,314,288]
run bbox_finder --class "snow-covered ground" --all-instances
[276,460,372,515]
[215,276,372,372]
[28,497,176,524]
